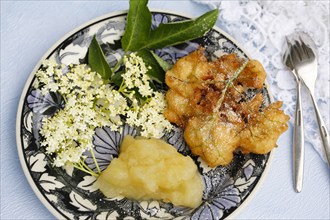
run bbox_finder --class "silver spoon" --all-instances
[287,32,330,167]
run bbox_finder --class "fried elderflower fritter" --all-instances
[164,48,289,167]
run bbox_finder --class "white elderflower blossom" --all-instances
[36,54,173,175]
[122,53,153,97]
[124,90,173,139]
[120,53,173,138]
[138,92,173,138]
[36,61,128,175]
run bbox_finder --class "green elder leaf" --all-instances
[136,50,165,83]
[88,35,112,80]
[110,70,124,87]
[121,0,152,51]
[150,51,172,72]
[144,9,219,49]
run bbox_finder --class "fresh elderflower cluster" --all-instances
[121,53,153,97]
[35,53,172,175]
[121,53,173,138]
[125,92,172,138]
[35,61,128,175]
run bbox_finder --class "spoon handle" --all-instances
[293,80,304,193]
[310,94,330,167]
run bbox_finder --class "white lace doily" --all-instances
[194,0,330,163]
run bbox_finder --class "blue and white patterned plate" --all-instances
[16,10,273,220]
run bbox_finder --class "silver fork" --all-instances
[283,38,305,193]
[287,32,330,167]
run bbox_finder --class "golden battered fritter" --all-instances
[164,48,289,167]
[239,101,290,154]
[184,116,241,167]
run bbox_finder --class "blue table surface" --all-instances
[1,1,329,219]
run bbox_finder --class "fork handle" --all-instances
[310,94,330,167]
[293,81,304,193]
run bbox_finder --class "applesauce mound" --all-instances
[96,135,203,208]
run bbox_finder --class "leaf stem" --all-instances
[90,149,101,174]
[112,55,125,73]
[79,161,95,174]
[57,91,67,103]
[118,79,127,94]
[213,60,248,113]
[73,163,99,177]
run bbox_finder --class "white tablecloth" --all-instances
[1,1,329,219]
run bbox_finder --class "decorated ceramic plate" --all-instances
[16,10,273,220]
